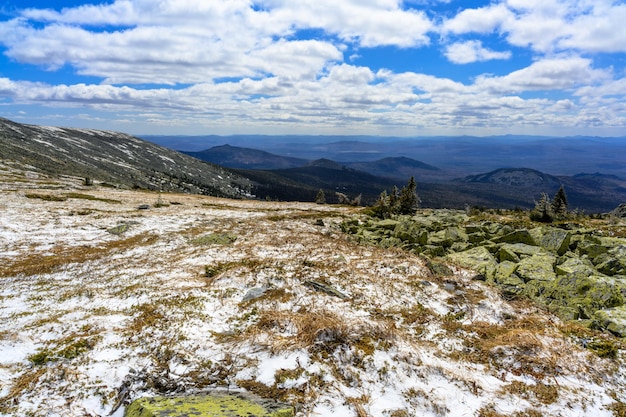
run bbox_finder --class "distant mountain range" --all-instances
[144,133,626,179]
[2,118,625,212]
[184,143,626,212]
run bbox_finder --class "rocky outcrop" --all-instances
[343,210,626,336]
[612,203,626,218]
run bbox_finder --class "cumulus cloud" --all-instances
[444,40,512,64]
[474,57,610,93]
[0,0,433,86]
[1,0,626,135]
[442,4,513,34]
[442,0,626,54]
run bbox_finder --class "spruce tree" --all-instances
[530,192,553,222]
[315,189,326,204]
[398,177,420,215]
[551,185,568,218]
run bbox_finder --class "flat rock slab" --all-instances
[125,392,294,417]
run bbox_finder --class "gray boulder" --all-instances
[555,257,596,276]
[596,306,626,337]
[516,253,557,282]
[447,246,497,281]
[540,229,571,255]
[493,229,537,246]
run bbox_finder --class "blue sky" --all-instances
[1,0,626,136]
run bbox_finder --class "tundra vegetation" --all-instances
[0,163,625,417]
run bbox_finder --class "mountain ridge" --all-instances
[0,118,251,198]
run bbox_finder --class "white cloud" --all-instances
[442,4,513,34]
[474,57,610,93]
[1,1,626,135]
[443,0,626,54]
[444,40,512,64]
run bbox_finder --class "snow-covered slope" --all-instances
[0,118,251,198]
[0,169,624,417]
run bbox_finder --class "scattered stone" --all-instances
[341,211,626,335]
[596,306,626,337]
[497,245,520,263]
[495,260,518,282]
[242,287,267,302]
[108,224,129,235]
[124,392,294,417]
[500,243,544,258]
[303,280,349,299]
[137,204,150,210]
[427,260,453,277]
[577,240,608,259]
[375,219,400,230]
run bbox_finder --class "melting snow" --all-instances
[0,178,624,417]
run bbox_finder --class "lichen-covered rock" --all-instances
[124,393,294,417]
[428,229,454,248]
[555,257,596,276]
[495,261,518,281]
[492,229,537,246]
[596,256,626,276]
[375,219,400,230]
[515,254,557,282]
[497,246,520,263]
[596,306,626,337]
[393,221,423,244]
[547,273,624,319]
[498,243,544,259]
[577,240,608,259]
[467,231,486,244]
[540,229,571,255]
[447,246,497,280]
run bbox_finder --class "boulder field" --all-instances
[342,209,626,337]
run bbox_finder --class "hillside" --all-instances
[1,166,625,417]
[184,145,308,169]
[0,118,251,198]
[182,144,626,212]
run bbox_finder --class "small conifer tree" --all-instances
[530,192,553,222]
[397,176,420,215]
[389,185,399,210]
[372,190,392,218]
[551,185,568,218]
[315,189,326,204]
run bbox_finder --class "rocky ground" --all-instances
[1,160,625,417]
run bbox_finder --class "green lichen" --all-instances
[124,393,294,417]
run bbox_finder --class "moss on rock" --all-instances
[124,392,294,417]
[515,254,557,282]
[447,246,497,281]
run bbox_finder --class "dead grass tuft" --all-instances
[244,308,395,357]
[502,380,559,404]
[0,233,159,277]
[0,367,47,412]
[452,315,564,378]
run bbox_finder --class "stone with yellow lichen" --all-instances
[124,392,294,417]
